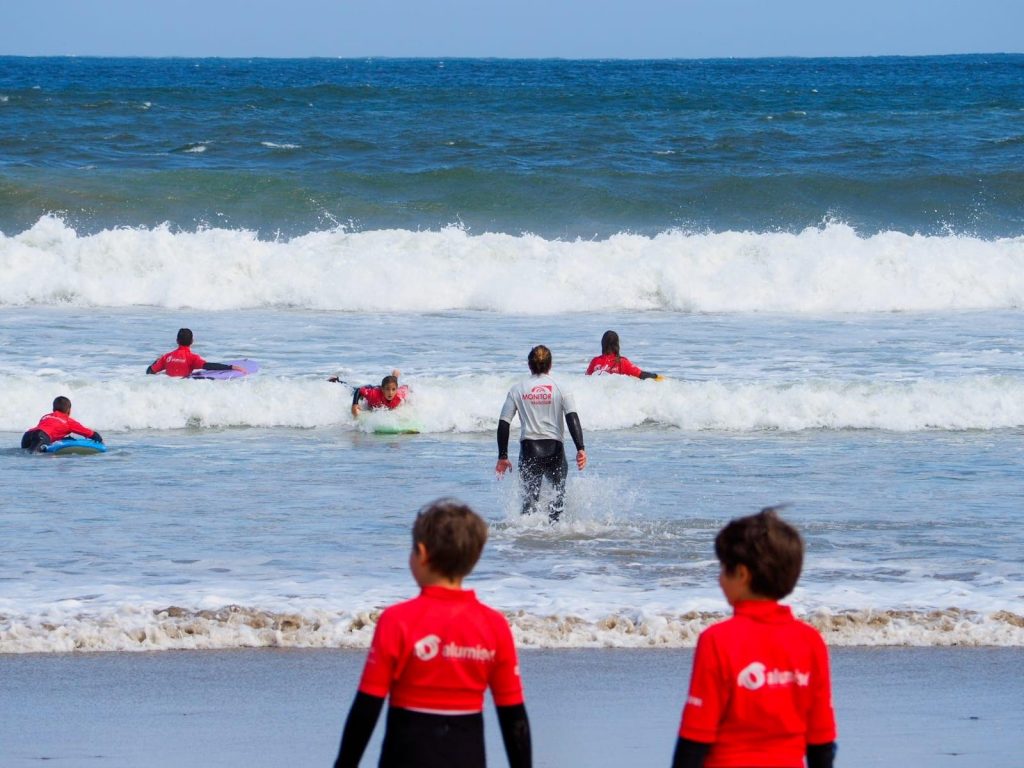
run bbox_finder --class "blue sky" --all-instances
[4,0,1023,58]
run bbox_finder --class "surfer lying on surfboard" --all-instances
[338,369,409,418]
[586,329,661,380]
[145,328,245,378]
[21,396,103,452]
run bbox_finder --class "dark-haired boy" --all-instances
[672,507,837,768]
[146,328,241,377]
[21,396,102,452]
[496,344,586,521]
[334,499,532,768]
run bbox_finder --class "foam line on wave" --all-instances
[3,216,1024,313]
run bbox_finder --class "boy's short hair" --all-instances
[527,345,552,374]
[715,506,804,599]
[52,396,72,413]
[176,328,194,346]
[381,374,398,387]
[412,499,488,579]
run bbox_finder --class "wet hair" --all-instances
[381,374,399,387]
[176,328,194,346]
[600,330,620,357]
[527,345,552,374]
[412,498,488,579]
[52,396,72,413]
[714,506,804,600]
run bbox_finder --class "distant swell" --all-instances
[2,217,1024,313]
[0,605,1020,653]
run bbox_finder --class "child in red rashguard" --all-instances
[345,369,410,418]
[586,330,660,379]
[21,396,102,452]
[146,328,242,378]
[672,507,837,768]
[333,499,531,768]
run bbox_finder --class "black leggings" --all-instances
[21,429,52,452]
[379,708,485,768]
[519,439,568,521]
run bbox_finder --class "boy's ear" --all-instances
[414,542,430,565]
[735,563,752,586]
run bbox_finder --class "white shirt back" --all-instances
[499,373,577,442]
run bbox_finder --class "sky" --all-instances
[3,0,1023,59]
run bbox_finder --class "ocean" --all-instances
[1,55,1022,653]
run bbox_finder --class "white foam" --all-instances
[2,372,1022,433]
[0,604,1019,653]
[3,217,1024,313]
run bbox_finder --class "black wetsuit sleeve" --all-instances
[639,371,659,380]
[497,419,511,459]
[496,703,532,768]
[565,412,584,452]
[333,691,385,768]
[90,430,103,444]
[352,387,364,406]
[806,742,837,768]
[671,738,711,768]
[202,362,233,371]
[145,364,156,374]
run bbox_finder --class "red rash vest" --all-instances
[586,353,644,377]
[32,411,97,441]
[678,600,837,767]
[358,385,409,410]
[358,586,525,713]
[149,346,207,378]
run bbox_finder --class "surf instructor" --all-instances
[496,345,586,522]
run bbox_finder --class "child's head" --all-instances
[714,506,803,600]
[380,374,399,400]
[527,345,552,374]
[52,395,72,414]
[600,330,620,356]
[411,499,488,581]
[176,328,194,346]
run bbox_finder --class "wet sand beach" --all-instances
[1,647,1019,767]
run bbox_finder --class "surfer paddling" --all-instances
[146,328,243,378]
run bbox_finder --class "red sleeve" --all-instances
[678,631,726,742]
[618,356,644,378]
[488,613,525,706]
[395,386,409,404]
[357,610,399,699]
[66,417,96,439]
[805,634,837,744]
[189,350,207,369]
[150,353,167,373]
[586,357,598,375]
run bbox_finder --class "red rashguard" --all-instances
[32,411,97,441]
[586,353,644,377]
[358,385,409,410]
[149,346,207,378]
[358,586,524,712]
[678,600,836,767]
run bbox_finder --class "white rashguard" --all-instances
[499,374,578,442]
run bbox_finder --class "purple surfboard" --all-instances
[190,359,260,380]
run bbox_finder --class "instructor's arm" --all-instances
[565,411,586,470]
[496,419,513,476]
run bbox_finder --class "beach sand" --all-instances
[1,647,1019,767]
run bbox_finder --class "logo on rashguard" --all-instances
[522,384,553,404]
[737,661,811,690]
[413,634,498,663]
[414,634,441,661]
[738,661,767,690]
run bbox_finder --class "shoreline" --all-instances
[2,646,1019,767]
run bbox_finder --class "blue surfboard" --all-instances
[42,438,108,456]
